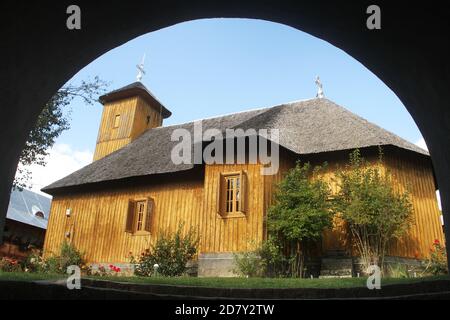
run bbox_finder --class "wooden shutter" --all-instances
[217,173,226,215]
[240,170,248,214]
[144,198,154,232]
[125,200,135,233]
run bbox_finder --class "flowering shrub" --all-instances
[23,249,47,273]
[0,257,22,272]
[96,265,108,276]
[23,242,85,274]
[87,264,121,276]
[423,239,448,275]
[109,264,121,274]
[134,225,198,277]
[86,264,107,276]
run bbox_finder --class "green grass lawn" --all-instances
[0,271,63,282]
[1,271,447,289]
[85,274,449,289]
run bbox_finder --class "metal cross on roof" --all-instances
[315,76,324,98]
[136,54,146,82]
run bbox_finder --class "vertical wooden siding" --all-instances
[384,149,444,258]
[93,97,137,161]
[43,163,265,262]
[202,163,264,253]
[93,96,164,161]
[44,179,204,263]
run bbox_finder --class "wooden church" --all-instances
[42,81,444,276]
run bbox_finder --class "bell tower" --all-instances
[93,82,172,161]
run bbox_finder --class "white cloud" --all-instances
[19,143,93,196]
[415,137,428,151]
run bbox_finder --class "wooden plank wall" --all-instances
[43,163,265,263]
[44,179,204,263]
[131,96,163,138]
[93,96,163,161]
[385,149,444,258]
[202,163,264,253]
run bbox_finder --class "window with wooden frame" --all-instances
[125,198,154,234]
[217,171,248,218]
[113,114,121,128]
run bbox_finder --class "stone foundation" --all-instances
[198,253,236,277]
[353,256,424,276]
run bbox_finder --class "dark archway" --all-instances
[1,0,449,266]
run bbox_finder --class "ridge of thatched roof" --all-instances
[42,98,427,194]
[100,82,172,118]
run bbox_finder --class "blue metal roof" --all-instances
[6,189,51,230]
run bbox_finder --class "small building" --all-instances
[1,189,50,259]
[42,81,444,276]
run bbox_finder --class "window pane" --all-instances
[136,201,145,231]
[223,175,242,213]
[114,114,121,128]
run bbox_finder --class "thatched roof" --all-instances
[42,98,427,194]
[100,82,172,119]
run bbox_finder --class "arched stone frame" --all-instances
[1,1,449,268]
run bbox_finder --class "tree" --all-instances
[14,77,107,189]
[268,162,333,277]
[333,149,413,272]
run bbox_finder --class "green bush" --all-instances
[57,241,84,272]
[334,149,413,271]
[233,251,263,277]
[134,225,198,277]
[387,263,411,278]
[258,238,293,277]
[268,161,332,277]
[25,242,85,274]
[233,238,293,278]
[23,249,47,273]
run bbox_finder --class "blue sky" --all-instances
[61,18,422,151]
[26,18,426,194]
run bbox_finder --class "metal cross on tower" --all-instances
[315,76,324,98]
[136,54,146,82]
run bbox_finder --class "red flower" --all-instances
[116,267,121,272]
[434,239,440,245]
